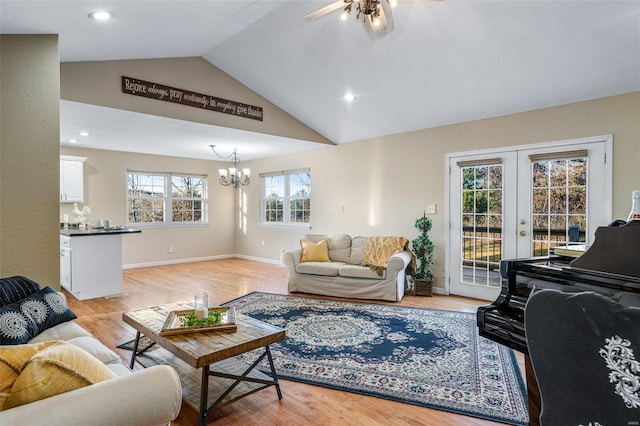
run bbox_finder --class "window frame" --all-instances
[126,170,208,228]
[260,168,311,228]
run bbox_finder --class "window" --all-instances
[127,171,207,226]
[261,169,311,225]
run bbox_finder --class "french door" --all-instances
[447,136,611,300]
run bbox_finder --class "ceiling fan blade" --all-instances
[304,0,348,22]
[362,0,394,40]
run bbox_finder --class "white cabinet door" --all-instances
[60,156,86,203]
[60,237,72,291]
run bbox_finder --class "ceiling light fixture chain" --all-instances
[209,144,250,189]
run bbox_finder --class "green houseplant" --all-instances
[411,213,435,296]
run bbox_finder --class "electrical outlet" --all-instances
[168,244,174,253]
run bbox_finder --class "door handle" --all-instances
[519,230,526,236]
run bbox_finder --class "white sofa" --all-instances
[0,278,182,426]
[281,234,412,302]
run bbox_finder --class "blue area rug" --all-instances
[223,292,528,425]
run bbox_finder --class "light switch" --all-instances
[426,204,437,214]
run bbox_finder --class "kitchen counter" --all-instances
[60,227,141,237]
[60,227,142,300]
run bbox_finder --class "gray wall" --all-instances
[1,35,61,287]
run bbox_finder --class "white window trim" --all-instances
[126,170,208,227]
[260,168,311,226]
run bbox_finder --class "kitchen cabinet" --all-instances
[60,228,141,300]
[60,155,86,203]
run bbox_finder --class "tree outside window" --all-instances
[128,171,207,226]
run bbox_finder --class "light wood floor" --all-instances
[66,258,523,426]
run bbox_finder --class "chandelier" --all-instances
[342,0,393,24]
[209,145,250,189]
[305,0,397,40]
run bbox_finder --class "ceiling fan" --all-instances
[304,0,442,40]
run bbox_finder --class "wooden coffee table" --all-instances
[122,300,285,426]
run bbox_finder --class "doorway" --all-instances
[446,135,612,300]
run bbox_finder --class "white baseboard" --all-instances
[233,254,285,267]
[123,254,284,270]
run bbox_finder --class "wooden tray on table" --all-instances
[159,306,237,336]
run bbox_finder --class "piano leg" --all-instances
[525,354,541,426]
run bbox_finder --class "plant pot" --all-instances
[414,279,433,297]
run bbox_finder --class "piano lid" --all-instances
[570,221,640,280]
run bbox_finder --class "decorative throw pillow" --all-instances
[0,287,77,345]
[300,239,330,263]
[0,303,38,345]
[0,340,117,410]
[21,287,77,337]
[0,276,41,307]
[0,341,49,409]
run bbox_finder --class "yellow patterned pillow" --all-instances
[0,340,117,410]
[300,239,330,263]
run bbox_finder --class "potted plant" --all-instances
[411,213,435,296]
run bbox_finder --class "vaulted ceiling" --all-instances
[2,1,639,160]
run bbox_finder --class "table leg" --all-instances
[129,331,141,369]
[199,365,210,426]
[265,346,282,400]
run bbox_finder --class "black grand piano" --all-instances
[477,221,640,425]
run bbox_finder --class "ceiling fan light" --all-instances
[340,11,349,21]
[389,0,398,8]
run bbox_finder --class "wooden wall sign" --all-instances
[121,76,263,121]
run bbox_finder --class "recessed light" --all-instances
[67,139,78,143]
[344,93,355,102]
[88,11,114,21]
[79,131,90,137]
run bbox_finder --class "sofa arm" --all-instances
[0,365,182,426]
[281,248,302,269]
[388,251,413,301]
[387,250,412,272]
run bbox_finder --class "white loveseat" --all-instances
[0,277,182,426]
[281,234,413,302]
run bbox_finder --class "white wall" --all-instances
[237,92,640,292]
[59,147,236,267]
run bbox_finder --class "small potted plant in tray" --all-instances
[411,213,435,296]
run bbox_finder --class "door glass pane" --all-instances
[460,165,503,288]
[531,156,588,256]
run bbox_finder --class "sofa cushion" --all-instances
[28,321,91,344]
[305,234,352,263]
[16,287,77,338]
[349,236,369,265]
[0,340,117,410]
[300,239,330,263]
[0,276,41,307]
[67,336,121,364]
[295,262,345,277]
[339,264,387,280]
